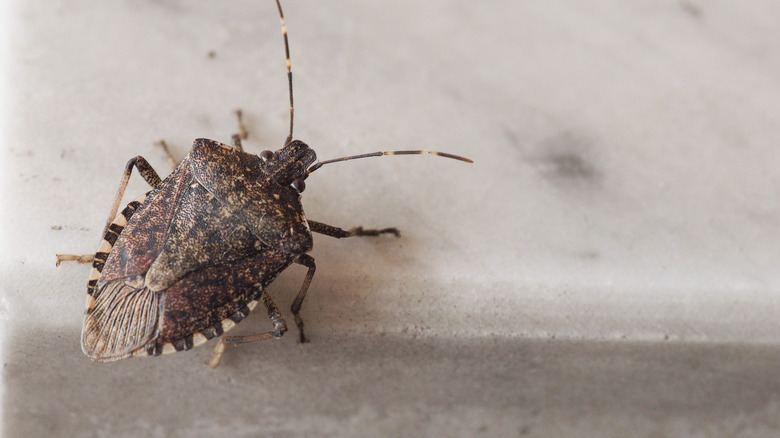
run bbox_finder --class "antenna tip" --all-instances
[384,150,472,163]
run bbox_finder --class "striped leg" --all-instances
[102,156,162,232]
[56,156,163,266]
[206,292,288,368]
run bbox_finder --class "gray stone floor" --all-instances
[6,330,780,437]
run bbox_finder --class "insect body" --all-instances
[57,0,471,367]
[82,139,314,362]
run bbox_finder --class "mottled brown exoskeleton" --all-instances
[57,0,471,367]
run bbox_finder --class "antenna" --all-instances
[307,150,473,174]
[275,0,294,146]
[271,1,473,171]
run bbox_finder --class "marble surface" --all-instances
[2,0,780,436]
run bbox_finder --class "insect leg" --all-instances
[155,140,178,170]
[231,109,248,152]
[54,254,94,266]
[206,292,288,368]
[290,254,316,343]
[102,156,162,233]
[308,220,400,238]
[56,156,163,266]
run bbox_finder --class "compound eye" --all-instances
[291,177,306,193]
[260,150,274,162]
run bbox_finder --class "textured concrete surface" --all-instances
[3,0,780,436]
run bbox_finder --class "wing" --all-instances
[82,276,160,362]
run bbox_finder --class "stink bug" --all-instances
[57,0,472,367]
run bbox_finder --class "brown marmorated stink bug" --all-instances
[56,0,472,368]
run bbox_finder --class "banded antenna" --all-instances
[273,0,473,171]
[275,0,294,146]
[308,150,473,175]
